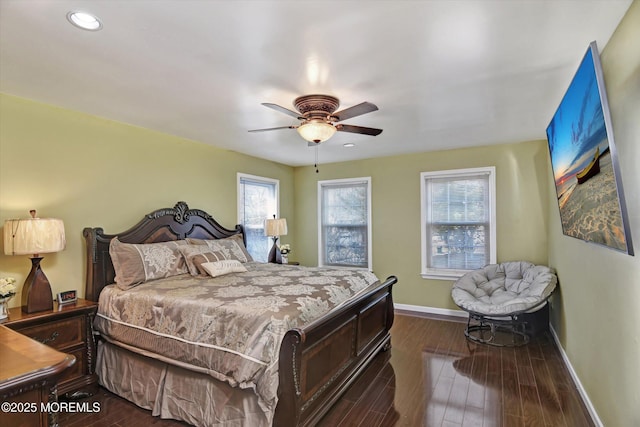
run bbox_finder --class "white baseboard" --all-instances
[548,325,603,427]
[393,303,468,319]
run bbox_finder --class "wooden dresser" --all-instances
[1,299,99,399]
[0,325,75,427]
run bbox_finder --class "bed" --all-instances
[83,201,397,427]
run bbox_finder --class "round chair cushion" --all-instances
[451,261,557,316]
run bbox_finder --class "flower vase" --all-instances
[281,254,288,264]
[0,297,10,320]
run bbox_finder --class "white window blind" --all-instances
[421,167,496,280]
[238,174,279,262]
[318,178,372,269]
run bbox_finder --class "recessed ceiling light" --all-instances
[343,143,356,148]
[67,11,102,31]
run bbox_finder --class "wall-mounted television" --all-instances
[546,41,633,255]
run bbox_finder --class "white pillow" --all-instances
[201,260,248,277]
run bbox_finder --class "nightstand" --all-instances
[1,299,98,399]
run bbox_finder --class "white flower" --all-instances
[0,277,17,298]
[280,244,291,254]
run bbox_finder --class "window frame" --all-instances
[317,177,373,270]
[420,166,496,280]
[237,173,280,263]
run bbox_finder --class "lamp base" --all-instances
[21,257,54,313]
[268,237,282,264]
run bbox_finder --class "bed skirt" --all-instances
[96,341,269,427]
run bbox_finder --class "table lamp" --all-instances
[4,210,66,313]
[264,216,287,264]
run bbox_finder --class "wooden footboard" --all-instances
[275,275,397,427]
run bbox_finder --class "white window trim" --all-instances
[237,173,280,224]
[420,166,496,280]
[317,177,373,270]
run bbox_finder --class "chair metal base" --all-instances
[464,312,529,347]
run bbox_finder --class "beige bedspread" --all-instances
[94,262,380,423]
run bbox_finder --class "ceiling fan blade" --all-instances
[262,103,302,119]
[248,126,296,133]
[332,102,378,122]
[336,124,383,136]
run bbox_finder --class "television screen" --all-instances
[546,41,633,255]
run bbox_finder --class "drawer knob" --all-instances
[37,331,60,345]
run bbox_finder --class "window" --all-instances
[421,167,496,280]
[318,177,372,269]
[237,173,279,263]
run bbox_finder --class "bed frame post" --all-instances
[82,227,113,302]
[275,329,304,426]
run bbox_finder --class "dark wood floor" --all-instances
[60,313,594,427]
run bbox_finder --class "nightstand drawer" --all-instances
[15,315,85,350]
[58,346,86,387]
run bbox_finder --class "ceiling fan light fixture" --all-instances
[297,121,336,143]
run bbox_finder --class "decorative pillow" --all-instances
[110,237,189,290]
[200,260,248,278]
[178,245,228,276]
[186,234,253,263]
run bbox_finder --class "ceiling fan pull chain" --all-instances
[315,145,319,173]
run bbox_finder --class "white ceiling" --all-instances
[0,0,632,167]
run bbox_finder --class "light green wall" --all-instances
[293,140,550,310]
[548,2,640,426]
[0,94,295,306]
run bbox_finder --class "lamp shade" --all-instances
[297,121,337,143]
[264,218,287,237]
[4,218,66,256]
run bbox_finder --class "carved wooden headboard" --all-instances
[82,201,245,302]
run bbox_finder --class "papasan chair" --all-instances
[451,261,557,346]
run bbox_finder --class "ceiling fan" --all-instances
[249,94,383,145]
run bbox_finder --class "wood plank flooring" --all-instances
[59,313,594,427]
